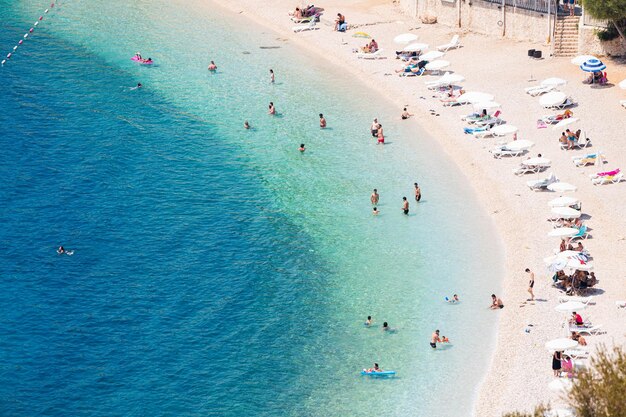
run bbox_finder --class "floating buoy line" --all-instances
[2,2,57,66]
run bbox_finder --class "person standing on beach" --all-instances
[319,113,327,128]
[430,330,441,349]
[270,69,275,83]
[414,183,421,202]
[526,268,535,301]
[268,102,276,115]
[371,189,379,205]
[552,350,562,376]
[402,197,409,215]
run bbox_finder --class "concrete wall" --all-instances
[579,25,626,57]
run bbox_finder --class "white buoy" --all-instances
[34,21,39,26]
[45,8,49,13]
[13,46,18,51]
[1,60,6,65]
[24,34,29,39]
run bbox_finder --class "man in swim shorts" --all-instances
[371,189,379,205]
[371,118,379,138]
[431,330,441,348]
[414,183,421,202]
[402,197,409,215]
[319,114,327,128]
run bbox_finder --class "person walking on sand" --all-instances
[268,102,276,115]
[270,69,275,83]
[402,197,409,215]
[430,329,441,349]
[371,189,379,205]
[319,113,327,128]
[414,183,421,202]
[526,268,535,301]
[208,60,217,71]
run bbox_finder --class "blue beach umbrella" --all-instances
[579,58,606,72]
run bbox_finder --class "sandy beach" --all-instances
[198,0,626,414]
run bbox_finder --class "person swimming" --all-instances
[57,246,65,254]
[445,294,460,303]
[268,102,276,115]
[299,144,305,152]
[441,336,450,343]
[319,113,327,128]
[270,69,275,83]
[244,121,250,129]
[208,60,217,71]
[365,315,372,326]
[134,52,142,60]
[382,321,390,331]
[372,207,379,215]
[366,363,382,373]
[130,82,142,90]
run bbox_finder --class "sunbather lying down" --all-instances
[396,60,428,74]
[544,109,573,123]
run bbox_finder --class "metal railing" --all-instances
[582,12,610,28]
[480,0,552,14]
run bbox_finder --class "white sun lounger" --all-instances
[293,20,318,32]
[525,85,555,96]
[592,172,624,185]
[573,152,605,167]
[491,147,529,158]
[564,348,590,360]
[526,173,558,190]
[291,16,313,23]
[513,161,551,176]
[546,98,574,110]
[357,49,384,59]
[569,325,603,335]
[436,35,460,52]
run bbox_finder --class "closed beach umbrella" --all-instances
[352,32,371,38]
[403,42,428,52]
[457,91,494,104]
[547,227,579,238]
[553,117,579,130]
[541,77,567,87]
[523,157,551,167]
[571,55,597,66]
[551,206,581,218]
[506,139,534,151]
[420,50,445,61]
[549,379,573,393]
[548,196,579,207]
[555,301,588,313]
[548,182,577,192]
[540,91,567,108]
[394,33,418,44]
[619,79,626,90]
[472,101,500,111]
[425,60,450,71]
[580,58,606,72]
[492,124,518,136]
[545,338,578,350]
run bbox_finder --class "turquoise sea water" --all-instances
[0,1,503,416]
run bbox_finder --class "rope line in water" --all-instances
[2,2,57,66]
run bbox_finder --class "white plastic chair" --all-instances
[436,35,460,52]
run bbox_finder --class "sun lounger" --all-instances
[525,85,555,96]
[573,152,605,167]
[616,300,626,308]
[569,325,603,335]
[558,295,595,304]
[570,225,589,241]
[436,35,460,52]
[513,159,551,176]
[357,49,383,60]
[592,172,624,185]
[491,147,529,158]
[527,173,558,190]
[293,20,318,32]
[542,97,574,110]
[291,16,313,23]
[474,111,503,128]
[564,348,590,360]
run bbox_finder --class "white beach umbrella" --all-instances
[566,260,593,271]
[551,207,581,219]
[549,379,573,393]
[555,301,588,313]
[619,78,626,90]
[403,42,428,52]
[457,91,495,104]
[523,157,551,167]
[394,33,418,44]
[553,117,579,130]
[548,228,579,238]
[548,196,579,207]
[546,257,568,272]
[420,50,445,61]
[571,55,597,66]
[540,91,567,108]
[472,101,500,111]
[491,124,518,136]
[428,72,465,87]
[506,139,534,151]
[544,250,585,266]
[541,77,567,87]
[545,338,578,351]
[548,182,577,192]
[425,60,450,71]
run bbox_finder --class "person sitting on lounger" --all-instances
[570,331,587,346]
[569,311,584,326]
[559,132,568,146]
[368,39,378,52]
[293,7,303,19]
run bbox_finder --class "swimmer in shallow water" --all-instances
[365,316,372,326]
[298,144,306,152]
[244,121,250,129]
[371,189,379,205]
[430,329,441,349]
[372,207,379,215]
[401,107,413,120]
[208,60,217,71]
[268,102,276,115]
[382,322,391,331]
[319,113,327,128]
[270,69,275,83]
[57,246,65,254]
[130,83,142,90]
[366,363,382,373]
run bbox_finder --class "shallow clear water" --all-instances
[0,1,503,416]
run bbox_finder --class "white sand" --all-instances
[193,0,626,414]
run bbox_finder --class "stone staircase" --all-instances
[553,16,580,57]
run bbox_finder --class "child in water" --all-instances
[441,336,450,343]
[299,144,306,152]
[364,316,372,326]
